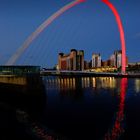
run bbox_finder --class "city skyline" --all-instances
[57,48,128,71]
[0,0,140,67]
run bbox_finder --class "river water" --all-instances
[0,76,140,140]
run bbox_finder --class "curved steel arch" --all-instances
[6,0,126,74]
[6,0,85,65]
[102,0,126,74]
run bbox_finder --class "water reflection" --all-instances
[43,76,124,139]
[43,76,119,101]
[135,79,140,93]
[2,75,140,140]
[43,76,118,90]
[104,78,128,140]
[0,76,47,140]
[43,76,129,140]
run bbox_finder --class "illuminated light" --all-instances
[70,78,73,89]
[73,78,76,89]
[6,0,85,65]
[77,0,86,2]
[92,77,96,88]
[104,78,127,140]
[135,79,140,93]
[102,0,126,74]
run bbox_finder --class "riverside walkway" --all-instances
[40,70,140,78]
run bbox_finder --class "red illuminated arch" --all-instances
[102,0,126,74]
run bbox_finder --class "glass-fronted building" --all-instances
[0,66,40,75]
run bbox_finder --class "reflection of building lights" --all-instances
[81,77,90,88]
[135,79,140,93]
[45,76,117,91]
[70,78,73,88]
[83,77,86,87]
[92,78,96,88]
[67,78,70,89]
[77,77,119,96]
[88,77,90,87]
[96,77,116,89]
[45,77,78,90]
[85,77,90,87]
[73,78,76,89]
[82,77,85,88]
[64,78,67,86]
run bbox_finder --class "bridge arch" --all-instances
[6,0,85,65]
[6,0,126,74]
[102,0,126,74]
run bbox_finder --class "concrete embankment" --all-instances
[41,71,140,78]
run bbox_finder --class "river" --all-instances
[0,76,140,140]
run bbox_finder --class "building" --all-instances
[84,60,92,70]
[101,59,111,67]
[58,49,84,71]
[114,50,122,68]
[110,54,116,67]
[92,53,101,68]
[0,65,40,75]
[110,50,128,68]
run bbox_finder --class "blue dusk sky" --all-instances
[0,0,140,67]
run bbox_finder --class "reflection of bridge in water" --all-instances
[43,76,128,139]
[104,78,127,140]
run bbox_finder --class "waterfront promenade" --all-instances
[40,70,140,78]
